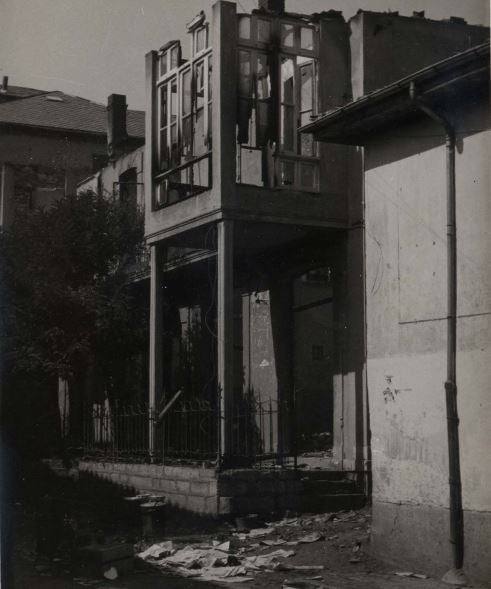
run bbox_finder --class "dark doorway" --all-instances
[293,267,334,454]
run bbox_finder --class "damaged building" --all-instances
[76,0,490,584]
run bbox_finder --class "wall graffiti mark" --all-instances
[383,375,412,403]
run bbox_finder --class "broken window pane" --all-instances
[195,62,205,110]
[207,103,212,147]
[281,23,295,47]
[160,53,167,76]
[170,45,180,69]
[238,15,251,39]
[258,19,271,43]
[281,105,294,151]
[160,128,169,168]
[160,86,167,127]
[182,116,192,155]
[300,162,316,188]
[171,81,177,121]
[256,54,270,100]
[239,50,251,96]
[280,160,295,186]
[170,124,179,167]
[300,27,313,51]
[281,57,294,104]
[255,54,271,147]
[237,98,252,145]
[182,69,192,115]
[193,156,210,191]
[300,112,315,156]
[194,108,206,155]
[300,61,313,112]
[208,57,212,100]
[165,172,182,204]
[195,26,207,54]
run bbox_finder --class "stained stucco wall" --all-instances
[364,102,491,579]
[349,13,489,100]
[0,128,107,228]
[78,146,145,207]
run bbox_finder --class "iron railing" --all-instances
[155,397,218,464]
[229,397,294,468]
[79,394,297,469]
[81,402,150,462]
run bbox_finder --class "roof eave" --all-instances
[0,120,144,142]
[302,42,490,145]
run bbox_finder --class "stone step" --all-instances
[297,470,360,482]
[298,492,366,513]
[301,479,359,495]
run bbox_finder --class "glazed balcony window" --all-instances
[236,14,319,191]
[153,28,212,209]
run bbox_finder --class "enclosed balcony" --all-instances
[144,2,357,245]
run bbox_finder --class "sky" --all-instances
[0,0,489,111]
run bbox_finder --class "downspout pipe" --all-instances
[409,82,464,580]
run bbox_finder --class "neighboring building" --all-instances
[0,80,144,229]
[0,83,145,456]
[76,101,149,416]
[304,43,490,585]
[77,0,489,539]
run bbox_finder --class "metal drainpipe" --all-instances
[409,82,464,576]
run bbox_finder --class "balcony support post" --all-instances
[217,219,234,466]
[149,243,164,462]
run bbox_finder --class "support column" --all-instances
[149,243,164,461]
[217,220,234,463]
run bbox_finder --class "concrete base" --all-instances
[78,461,366,517]
[78,461,218,514]
[78,461,303,515]
[371,500,491,587]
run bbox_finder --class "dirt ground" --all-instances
[8,503,472,589]
[3,462,484,589]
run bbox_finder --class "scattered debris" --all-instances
[138,540,174,560]
[261,538,287,546]
[298,532,323,543]
[247,527,275,538]
[103,566,118,580]
[395,571,429,579]
[137,543,296,582]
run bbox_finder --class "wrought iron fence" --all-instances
[155,398,218,464]
[79,394,297,468]
[229,397,294,467]
[81,402,150,462]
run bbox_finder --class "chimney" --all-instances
[258,0,285,14]
[107,94,128,159]
[0,76,8,94]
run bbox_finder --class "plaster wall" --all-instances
[364,111,491,579]
[0,128,107,227]
[349,13,489,99]
[0,128,106,169]
[79,146,145,207]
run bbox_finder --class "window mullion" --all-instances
[203,56,209,147]
[294,57,300,157]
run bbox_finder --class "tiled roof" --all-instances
[0,90,145,138]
